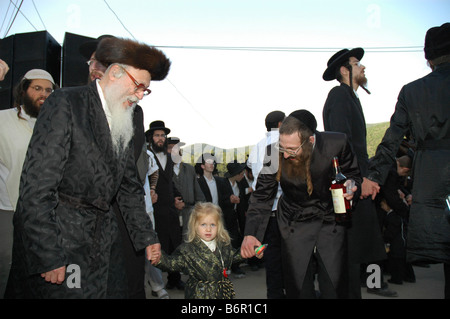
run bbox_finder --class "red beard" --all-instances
[277,141,314,195]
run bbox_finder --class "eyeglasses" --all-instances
[30,85,53,95]
[86,58,104,67]
[119,65,151,96]
[153,133,166,138]
[275,139,307,157]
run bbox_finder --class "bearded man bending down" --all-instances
[241,110,361,299]
[5,37,171,299]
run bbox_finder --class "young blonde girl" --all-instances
[156,202,243,299]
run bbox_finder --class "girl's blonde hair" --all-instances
[187,202,231,245]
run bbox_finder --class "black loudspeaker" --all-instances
[0,31,61,110]
[62,32,93,87]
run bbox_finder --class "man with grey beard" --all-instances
[241,110,361,298]
[5,37,171,299]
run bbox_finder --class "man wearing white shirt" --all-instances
[0,69,56,298]
[247,110,286,299]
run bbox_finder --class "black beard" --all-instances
[22,93,40,118]
[151,139,167,153]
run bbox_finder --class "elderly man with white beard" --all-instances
[5,37,171,299]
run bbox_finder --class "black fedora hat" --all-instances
[225,160,247,178]
[323,48,364,81]
[145,120,171,138]
[167,137,186,147]
[79,34,116,60]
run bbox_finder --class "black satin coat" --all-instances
[6,82,158,298]
[244,131,362,298]
[368,63,450,264]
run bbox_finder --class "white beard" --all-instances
[104,84,137,156]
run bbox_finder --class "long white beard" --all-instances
[104,85,137,156]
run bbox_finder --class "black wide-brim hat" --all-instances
[145,120,171,138]
[424,22,450,60]
[79,35,116,60]
[225,161,247,178]
[167,137,186,147]
[323,47,364,81]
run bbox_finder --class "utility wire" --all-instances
[103,0,136,41]
[102,0,213,128]
[0,0,13,36]
[8,0,37,32]
[4,0,25,37]
[32,0,47,30]
[154,44,423,53]
[2,0,18,38]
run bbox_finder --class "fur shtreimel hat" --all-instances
[289,109,317,133]
[424,22,450,61]
[95,37,171,81]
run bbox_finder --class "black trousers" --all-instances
[301,249,337,299]
[263,214,285,299]
[114,202,146,299]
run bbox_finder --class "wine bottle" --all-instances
[331,156,352,224]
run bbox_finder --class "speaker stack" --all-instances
[0,31,94,110]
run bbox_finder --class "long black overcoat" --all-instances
[323,83,386,264]
[6,82,158,298]
[368,63,450,264]
[151,151,182,254]
[244,131,362,298]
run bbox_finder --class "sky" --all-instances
[1,0,449,151]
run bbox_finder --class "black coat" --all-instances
[368,63,450,264]
[6,82,157,298]
[215,177,244,249]
[323,83,386,264]
[197,175,221,203]
[245,132,362,298]
[151,151,182,254]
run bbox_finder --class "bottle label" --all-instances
[331,188,346,214]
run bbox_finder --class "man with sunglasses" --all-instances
[0,69,56,298]
[6,38,171,298]
[241,110,361,298]
[322,48,394,298]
